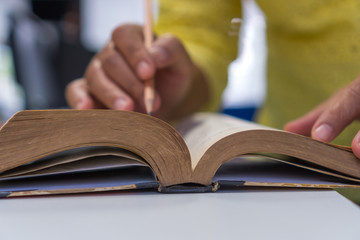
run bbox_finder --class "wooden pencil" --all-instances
[143,0,155,115]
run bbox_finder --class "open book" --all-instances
[0,110,360,197]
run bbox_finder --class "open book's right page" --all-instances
[175,113,276,170]
[176,113,360,188]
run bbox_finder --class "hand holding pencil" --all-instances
[66,1,209,121]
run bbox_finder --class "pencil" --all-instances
[144,0,155,115]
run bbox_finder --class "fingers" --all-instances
[101,24,161,112]
[66,78,94,109]
[85,58,135,111]
[150,33,192,74]
[98,43,161,112]
[98,42,144,102]
[284,102,328,136]
[112,24,155,80]
[66,27,189,115]
[148,34,194,108]
[311,78,360,142]
[285,76,360,145]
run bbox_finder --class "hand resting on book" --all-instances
[285,75,360,159]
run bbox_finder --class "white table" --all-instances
[1,189,359,240]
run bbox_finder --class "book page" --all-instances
[0,147,146,179]
[214,156,359,187]
[0,110,192,187]
[0,167,156,192]
[0,155,147,181]
[175,113,277,170]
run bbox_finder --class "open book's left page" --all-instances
[0,147,159,197]
[0,110,193,186]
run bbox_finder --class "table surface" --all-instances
[1,189,359,240]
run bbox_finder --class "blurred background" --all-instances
[0,0,266,122]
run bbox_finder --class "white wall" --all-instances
[81,0,158,52]
[222,0,267,109]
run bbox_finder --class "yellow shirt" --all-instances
[155,0,360,146]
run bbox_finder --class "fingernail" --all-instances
[114,98,128,110]
[137,60,152,79]
[313,124,332,142]
[149,46,169,64]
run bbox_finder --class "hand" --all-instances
[66,24,209,121]
[284,75,360,158]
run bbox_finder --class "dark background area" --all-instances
[9,0,94,109]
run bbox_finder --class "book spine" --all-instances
[217,180,246,188]
[158,182,220,193]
